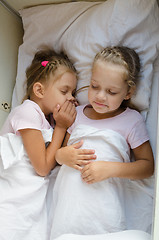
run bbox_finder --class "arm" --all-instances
[20,101,76,177]
[81,140,154,184]
[55,132,96,171]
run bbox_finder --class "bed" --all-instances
[0,0,159,239]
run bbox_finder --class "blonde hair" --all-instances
[23,48,76,101]
[94,46,140,87]
[93,46,141,109]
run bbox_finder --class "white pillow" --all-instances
[12,0,159,113]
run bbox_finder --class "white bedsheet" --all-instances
[54,230,151,240]
[0,125,154,240]
[0,129,53,240]
[49,125,154,239]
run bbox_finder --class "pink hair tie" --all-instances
[41,61,49,67]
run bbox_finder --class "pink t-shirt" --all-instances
[0,100,51,136]
[68,105,149,149]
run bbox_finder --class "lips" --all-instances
[94,101,106,107]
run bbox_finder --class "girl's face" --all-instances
[40,70,77,115]
[88,61,131,117]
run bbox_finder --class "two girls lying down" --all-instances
[0,46,154,240]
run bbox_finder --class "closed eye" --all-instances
[61,90,67,95]
[107,90,117,95]
[91,84,99,89]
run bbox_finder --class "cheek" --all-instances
[60,93,71,105]
[58,95,66,105]
[107,95,121,106]
[52,92,63,105]
[88,89,93,102]
[88,88,95,97]
[112,95,125,106]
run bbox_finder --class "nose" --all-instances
[67,93,75,102]
[96,90,106,101]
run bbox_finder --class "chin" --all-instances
[93,107,108,114]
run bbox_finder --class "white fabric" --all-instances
[50,125,153,239]
[54,230,151,240]
[0,129,53,240]
[12,0,159,113]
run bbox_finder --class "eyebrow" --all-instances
[60,85,71,89]
[60,85,76,91]
[91,79,122,90]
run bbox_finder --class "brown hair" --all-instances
[93,46,141,109]
[23,48,76,101]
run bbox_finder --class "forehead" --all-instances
[52,70,77,88]
[92,61,128,87]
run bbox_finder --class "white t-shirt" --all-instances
[68,105,149,149]
[0,100,51,136]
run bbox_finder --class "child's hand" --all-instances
[55,140,96,171]
[53,101,76,129]
[81,161,113,184]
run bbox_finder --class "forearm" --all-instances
[107,159,154,180]
[43,126,67,175]
[81,141,154,184]
[55,132,70,165]
[20,127,67,177]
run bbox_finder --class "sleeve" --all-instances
[67,121,75,135]
[128,117,149,149]
[11,105,43,135]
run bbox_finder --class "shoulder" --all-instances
[122,108,147,133]
[125,108,149,149]
[124,108,145,123]
[11,100,49,133]
[13,100,43,119]
[114,108,145,129]
[75,104,87,117]
[76,104,86,113]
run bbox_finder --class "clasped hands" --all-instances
[55,140,112,184]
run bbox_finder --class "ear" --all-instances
[124,86,136,100]
[33,82,45,98]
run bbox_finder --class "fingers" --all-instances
[73,141,96,155]
[81,164,89,174]
[74,99,79,107]
[72,141,96,163]
[73,140,83,149]
[78,160,92,165]
[79,148,96,155]
[54,101,76,128]
[74,165,82,171]
[76,148,96,161]
[54,100,76,119]
[60,100,76,116]
[60,100,69,111]
[66,101,75,115]
[73,143,96,156]
[79,154,96,160]
[81,166,96,184]
[81,169,94,184]
[84,179,94,184]
[53,104,60,115]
